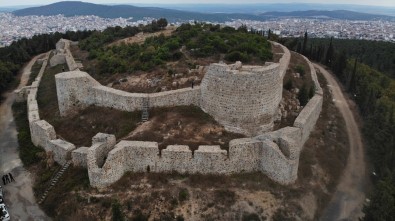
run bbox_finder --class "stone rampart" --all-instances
[49,39,79,71]
[71,147,89,168]
[56,71,201,116]
[86,132,301,188]
[300,54,323,95]
[200,62,282,135]
[294,95,323,145]
[47,139,76,165]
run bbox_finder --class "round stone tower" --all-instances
[200,61,283,136]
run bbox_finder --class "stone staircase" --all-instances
[38,161,71,204]
[142,97,150,122]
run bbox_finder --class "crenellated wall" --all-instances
[86,130,301,188]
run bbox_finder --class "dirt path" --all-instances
[315,64,368,221]
[0,53,50,220]
[108,26,175,47]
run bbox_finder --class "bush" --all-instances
[242,213,261,221]
[284,79,293,90]
[112,201,125,221]
[298,84,309,106]
[178,188,189,202]
[295,65,305,76]
[225,51,250,62]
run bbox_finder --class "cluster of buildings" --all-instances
[225,18,395,42]
[0,13,153,47]
[1,12,394,47]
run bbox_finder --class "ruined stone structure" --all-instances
[49,38,81,71]
[17,39,324,188]
[56,42,290,136]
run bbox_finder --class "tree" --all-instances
[298,84,309,106]
[157,18,168,29]
[325,37,334,67]
[302,31,308,55]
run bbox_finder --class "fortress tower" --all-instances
[200,61,283,136]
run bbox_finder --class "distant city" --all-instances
[0,12,394,47]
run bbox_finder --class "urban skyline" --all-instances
[1,0,395,7]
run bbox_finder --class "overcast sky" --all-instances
[1,0,394,7]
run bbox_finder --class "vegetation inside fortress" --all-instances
[274,51,315,129]
[71,23,273,93]
[280,34,395,219]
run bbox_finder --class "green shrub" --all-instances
[178,188,189,202]
[112,201,125,221]
[295,65,305,76]
[284,79,293,90]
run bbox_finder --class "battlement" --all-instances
[86,130,301,188]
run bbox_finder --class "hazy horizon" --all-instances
[1,0,395,7]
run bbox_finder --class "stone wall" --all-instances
[49,39,79,71]
[293,53,324,145]
[200,62,282,135]
[55,44,290,136]
[16,52,78,167]
[86,132,301,188]
[56,71,201,116]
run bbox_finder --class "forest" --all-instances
[280,35,395,220]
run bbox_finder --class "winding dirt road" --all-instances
[0,53,50,220]
[315,64,368,221]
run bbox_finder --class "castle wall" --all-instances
[260,139,299,184]
[72,147,89,168]
[56,71,201,116]
[50,39,79,71]
[87,135,302,188]
[30,120,56,148]
[159,145,192,173]
[294,95,323,145]
[200,63,282,135]
[47,139,76,165]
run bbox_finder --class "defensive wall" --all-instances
[16,39,323,188]
[49,38,80,71]
[56,42,290,136]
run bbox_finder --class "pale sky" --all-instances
[1,0,394,7]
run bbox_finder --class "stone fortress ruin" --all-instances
[16,38,323,188]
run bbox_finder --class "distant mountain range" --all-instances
[12,1,395,22]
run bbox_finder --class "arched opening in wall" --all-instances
[146,165,150,173]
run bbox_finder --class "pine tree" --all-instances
[325,37,334,67]
[302,31,308,55]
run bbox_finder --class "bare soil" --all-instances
[124,106,245,151]
[108,27,176,47]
